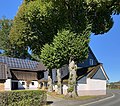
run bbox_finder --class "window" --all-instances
[61,70,63,76]
[31,82,34,85]
[38,72,44,79]
[44,82,47,88]
[22,82,25,85]
[90,59,93,65]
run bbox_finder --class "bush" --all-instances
[0,90,47,106]
[67,86,74,93]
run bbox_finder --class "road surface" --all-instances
[83,90,120,106]
[47,90,120,106]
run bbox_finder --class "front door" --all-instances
[12,82,18,90]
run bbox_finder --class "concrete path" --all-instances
[46,90,114,106]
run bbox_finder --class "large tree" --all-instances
[10,0,58,55]
[0,17,12,55]
[10,0,120,54]
[0,17,31,59]
[40,28,91,96]
[9,0,120,95]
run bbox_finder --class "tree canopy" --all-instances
[0,17,31,59]
[40,27,91,69]
[8,0,120,96]
[10,0,120,55]
[10,0,57,55]
[0,17,12,53]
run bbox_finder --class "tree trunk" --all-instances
[48,69,53,92]
[68,60,77,97]
[57,68,62,94]
[48,76,53,92]
[37,80,41,89]
[26,80,31,89]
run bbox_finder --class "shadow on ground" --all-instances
[46,101,53,105]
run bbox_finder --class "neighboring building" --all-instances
[52,48,109,96]
[0,47,109,96]
[0,56,47,91]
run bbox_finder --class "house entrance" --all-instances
[12,82,18,90]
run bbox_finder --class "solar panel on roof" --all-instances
[0,56,39,70]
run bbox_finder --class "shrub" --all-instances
[0,90,47,106]
[67,86,74,93]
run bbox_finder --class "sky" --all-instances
[0,0,120,82]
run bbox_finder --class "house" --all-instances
[0,47,108,96]
[76,63,108,96]
[0,56,47,91]
[52,48,109,96]
[0,63,8,91]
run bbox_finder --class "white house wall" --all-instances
[19,81,26,89]
[12,80,39,90]
[87,78,106,90]
[77,78,106,96]
[4,79,11,91]
[29,81,38,90]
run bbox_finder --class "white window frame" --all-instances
[90,59,93,65]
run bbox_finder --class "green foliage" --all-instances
[0,17,31,58]
[40,28,90,69]
[67,86,74,93]
[24,0,36,4]
[10,0,120,56]
[0,18,12,54]
[0,90,47,106]
[85,0,120,34]
[40,44,55,69]
[10,0,56,55]
[9,0,120,96]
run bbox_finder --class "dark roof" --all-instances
[62,64,99,81]
[38,78,48,82]
[88,47,98,63]
[0,63,7,80]
[62,64,109,81]
[77,63,109,80]
[0,56,47,71]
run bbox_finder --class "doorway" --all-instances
[12,82,18,90]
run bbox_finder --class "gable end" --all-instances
[92,66,108,80]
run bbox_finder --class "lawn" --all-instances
[47,92,97,100]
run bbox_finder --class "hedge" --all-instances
[0,90,47,106]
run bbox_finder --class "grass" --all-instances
[47,92,65,98]
[74,96,97,100]
[47,92,97,101]
[108,88,120,90]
